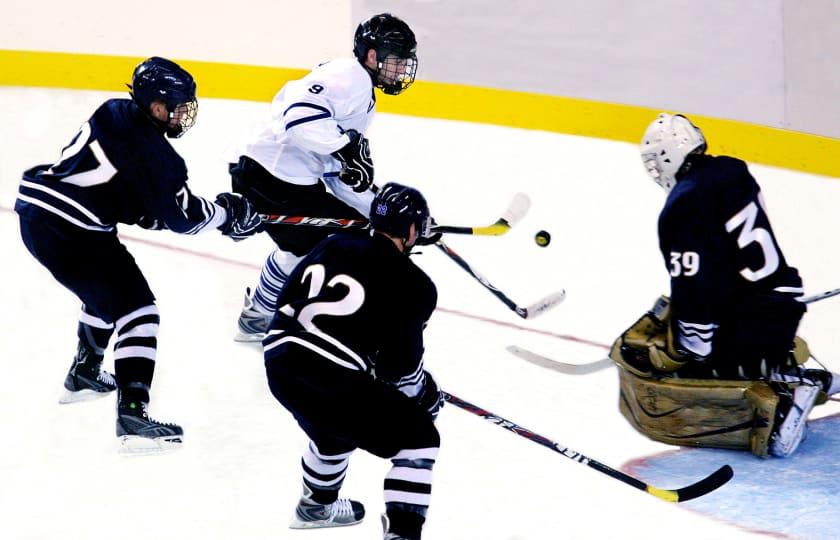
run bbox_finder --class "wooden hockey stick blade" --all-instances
[433,193,532,236]
[518,290,566,319]
[651,464,734,502]
[506,345,613,374]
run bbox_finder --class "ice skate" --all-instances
[116,399,183,456]
[769,383,820,457]
[58,343,116,404]
[234,288,271,342]
[289,484,365,529]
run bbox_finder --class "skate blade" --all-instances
[234,331,265,343]
[118,434,183,456]
[58,388,114,405]
[289,517,363,529]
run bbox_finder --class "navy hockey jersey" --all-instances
[658,154,803,359]
[264,232,437,395]
[16,99,224,234]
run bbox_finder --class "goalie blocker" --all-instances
[610,297,827,458]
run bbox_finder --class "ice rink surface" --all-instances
[2,87,839,539]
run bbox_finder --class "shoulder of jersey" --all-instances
[309,58,372,97]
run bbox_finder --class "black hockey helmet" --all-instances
[128,56,198,138]
[370,182,431,240]
[353,13,418,95]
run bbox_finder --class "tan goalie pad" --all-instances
[616,367,778,457]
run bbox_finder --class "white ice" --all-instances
[2,87,839,540]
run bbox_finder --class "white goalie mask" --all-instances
[640,113,706,193]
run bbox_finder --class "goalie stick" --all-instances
[436,240,566,319]
[505,284,840,372]
[443,391,734,502]
[506,285,840,374]
[799,287,840,304]
[507,345,613,375]
[259,192,532,237]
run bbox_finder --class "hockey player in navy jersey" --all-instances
[263,183,441,540]
[230,13,421,341]
[611,113,840,457]
[16,57,261,454]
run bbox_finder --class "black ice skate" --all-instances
[116,398,183,456]
[59,342,116,404]
[289,485,365,529]
[381,513,412,540]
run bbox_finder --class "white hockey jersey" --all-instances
[235,58,377,215]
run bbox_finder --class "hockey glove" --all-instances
[136,215,166,230]
[331,129,374,193]
[416,370,444,420]
[215,192,262,241]
[414,216,442,246]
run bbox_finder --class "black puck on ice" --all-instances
[535,230,551,247]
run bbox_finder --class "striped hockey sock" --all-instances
[113,304,160,403]
[301,440,353,504]
[384,447,437,539]
[252,249,302,315]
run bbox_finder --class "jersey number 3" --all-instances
[725,197,780,281]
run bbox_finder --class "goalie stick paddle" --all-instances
[259,192,532,237]
[507,346,614,375]
[443,392,734,503]
[435,240,565,319]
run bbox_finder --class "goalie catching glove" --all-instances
[331,129,374,193]
[215,192,262,241]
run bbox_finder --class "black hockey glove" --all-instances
[136,215,166,231]
[414,216,442,246]
[416,370,444,420]
[331,129,374,193]
[215,192,262,241]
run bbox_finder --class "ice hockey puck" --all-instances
[535,230,551,247]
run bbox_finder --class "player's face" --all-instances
[377,54,418,92]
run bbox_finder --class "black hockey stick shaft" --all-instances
[436,240,519,313]
[434,240,565,319]
[443,392,733,502]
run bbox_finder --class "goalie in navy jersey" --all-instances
[15,57,261,454]
[229,13,423,342]
[263,183,441,540]
[610,113,840,458]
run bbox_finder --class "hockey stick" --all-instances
[435,240,566,319]
[799,288,840,304]
[506,345,614,375]
[259,192,531,237]
[443,392,734,502]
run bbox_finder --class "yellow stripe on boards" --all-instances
[2,49,838,178]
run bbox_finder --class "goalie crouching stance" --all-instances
[612,113,840,458]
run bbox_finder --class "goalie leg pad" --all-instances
[617,366,781,458]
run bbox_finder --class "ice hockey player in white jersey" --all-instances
[230,13,419,341]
